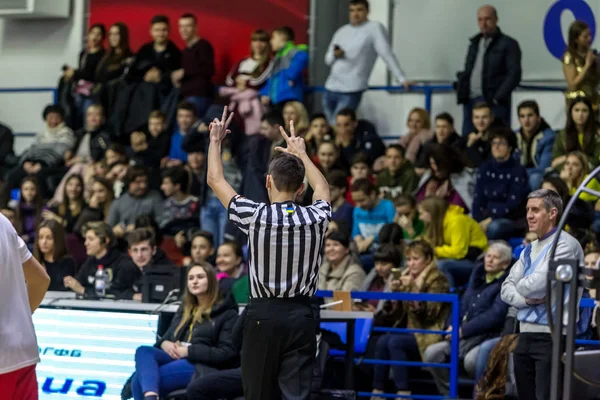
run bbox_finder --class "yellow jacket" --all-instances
[436,205,488,259]
[571,175,600,202]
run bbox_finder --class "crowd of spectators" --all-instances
[3,0,600,399]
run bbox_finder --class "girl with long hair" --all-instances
[552,97,600,169]
[16,177,44,248]
[33,220,75,291]
[563,20,600,111]
[43,174,85,233]
[418,197,487,287]
[130,264,238,400]
[96,22,133,84]
[283,101,310,137]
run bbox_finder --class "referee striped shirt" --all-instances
[228,195,331,299]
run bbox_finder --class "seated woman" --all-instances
[131,263,239,400]
[305,113,334,159]
[316,140,347,176]
[15,177,44,249]
[62,221,137,298]
[371,241,449,399]
[318,231,365,293]
[552,97,600,169]
[215,241,248,303]
[398,107,433,164]
[418,197,488,287]
[414,144,475,213]
[43,175,85,234]
[33,219,76,291]
[358,244,403,314]
[282,101,310,138]
[182,230,217,267]
[423,241,511,396]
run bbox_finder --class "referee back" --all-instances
[207,108,331,400]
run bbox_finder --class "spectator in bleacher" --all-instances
[171,13,215,118]
[33,219,75,292]
[376,144,417,200]
[43,175,85,234]
[16,177,43,249]
[563,20,600,112]
[107,165,164,239]
[415,112,461,175]
[159,166,199,237]
[129,15,182,90]
[222,29,271,135]
[0,207,17,231]
[472,127,529,240]
[351,179,396,268]
[164,101,197,167]
[371,241,449,399]
[559,151,599,195]
[424,241,511,396]
[552,96,600,169]
[122,228,176,301]
[456,5,521,135]
[283,101,310,138]
[458,101,505,167]
[305,113,334,159]
[145,110,171,162]
[95,23,133,86]
[418,197,488,287]
[73,177,115,235]
[4,105,76,196]
[225,29,271,91]
[63,23,107,127]
[0,121,15,179]
[318,231,365,292]
[357,243,402,312]
[515,100,556,190]
[215,241,247,303]
[415,144,475,213]
[131,263,238,400]
[328,170,354,232]
[394,194,424,240]
[182,230,216,267]
[316,141,346,176]
[322,0,411,123]
[260,26,308,109]
[501,189,584,400]
[346,152,375,205]
[398,108,433,164]
[180,130,205,200]
[63,221,137,297]
[336,108,386,168]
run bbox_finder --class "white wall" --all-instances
[358,1,568,139]
[0,0,85,154]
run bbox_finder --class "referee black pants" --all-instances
[242,296,316,400]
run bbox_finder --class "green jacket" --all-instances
[375,161,417,200]
[552,129,600,168]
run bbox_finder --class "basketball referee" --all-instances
[207,107,331,400]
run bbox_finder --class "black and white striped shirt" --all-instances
[228,195,331,299]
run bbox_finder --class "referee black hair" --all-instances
[268,153,305,193]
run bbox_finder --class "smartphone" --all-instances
[391,268,402,280]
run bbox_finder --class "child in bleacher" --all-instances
[346,152,375,205]
[159,166,199,237]
[375,144,417,200]
[162,101,197,167]
[327,170,354,233]
[129,110,170,168]
[393,194,424,240]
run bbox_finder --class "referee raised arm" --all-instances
[207,107,331,400]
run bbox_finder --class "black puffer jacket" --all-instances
[456,28,522,105]
[73,126,112,162]
[157,294,239,368]
[76,248,138,298]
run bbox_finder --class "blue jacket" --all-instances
[460,262,509,339]
[472,156,529,222]
[168,129,188,163]
[260,42,308,105]
[351,199,395,241]
[513,119,556,177]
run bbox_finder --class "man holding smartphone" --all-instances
[0,213,50,399]
[323,0,413,123]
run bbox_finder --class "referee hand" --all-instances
[275,121,307,158]
[209,106,235,143]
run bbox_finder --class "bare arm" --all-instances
[206,107,238,208]
[22,256,50,313]
[275,121,330,204]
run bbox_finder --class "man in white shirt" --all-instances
[322,0,412,123]
[0,213,50,399]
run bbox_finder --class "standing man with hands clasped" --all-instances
[0,213,50,399]
[207,107,331,400]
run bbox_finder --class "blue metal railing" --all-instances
[316,290,461,400]
[0,87,57,105]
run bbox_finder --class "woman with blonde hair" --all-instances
[562,20,600,111]
[130,264,238,400]
[418,196,487,287]
[398,107,433,163]
[283,100,310,137]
